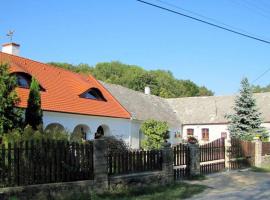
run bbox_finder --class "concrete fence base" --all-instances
[109,171,165,190]
[0,180,95,200]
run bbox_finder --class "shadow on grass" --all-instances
[187,174,207,181]
[251,166,270,173]
[94,183,207,200]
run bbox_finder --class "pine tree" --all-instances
[226,78,265,140]
[0,63,23,134]
[25,78,43,130]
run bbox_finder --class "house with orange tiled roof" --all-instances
[0,43,139,147]
[1,43,270,148]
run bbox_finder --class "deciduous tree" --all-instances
[49,61,214,98]
[0,63,23,134]
[141,119,169,150]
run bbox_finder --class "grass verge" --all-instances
[92,183,207,200]
[8,183,207,200]
[251,166,270,173]
[187,174,207,181]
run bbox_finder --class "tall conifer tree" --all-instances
[227,78,265,140]
[25,78,43,130]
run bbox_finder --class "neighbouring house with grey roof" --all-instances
[101,82,182,148]
[167,93,270,142]
[102,81,270,147]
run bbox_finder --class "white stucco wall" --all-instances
[169,127,183,145]
[182,122,270,143]
[182,124,229,143]
[43,111,270,149]
[43,111,181,149]
[130,120,141,149]
[263,123,270,132]
[43,111,135,147]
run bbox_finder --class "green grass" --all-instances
[91,183,207,200]
[187,174,207,181]
[251,166,270,173]
[8,183,206,200]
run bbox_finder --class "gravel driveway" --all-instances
[187,170,270,200]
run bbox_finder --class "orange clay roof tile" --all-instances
[0,52,131,119]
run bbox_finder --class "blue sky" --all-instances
[1,0,270,95]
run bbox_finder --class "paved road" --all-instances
[187,170,270,200]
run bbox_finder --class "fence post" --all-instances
[187,143,200,177]
[254,138,262,167]
[162,142,174,184]
[94,138,108,189]
[225,138,231,169]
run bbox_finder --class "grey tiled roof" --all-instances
[166,92,270,125]
[101,82,181,128]
[101,81,270,126]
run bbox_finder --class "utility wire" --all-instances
[252,67,270,83]
[230,0,270,20]
[242,0,270,17]
[137,0,270,45]
[155,0,270,42]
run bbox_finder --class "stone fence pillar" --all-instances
[225,138,231,169]
[162,142,174,184]
[187,143,200,177]
[93,138,108,190]
[254,138,262,167]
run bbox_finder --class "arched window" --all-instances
[72,124,91,142]
[80,88,106,101]
[95,126,104,139]
[16,73,31,88]
[45,123,65,133]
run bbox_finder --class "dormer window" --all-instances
[12,72,45,91]
[80,88,106,101]
[16,73,31,88]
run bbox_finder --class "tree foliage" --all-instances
[0,63,23,134]
[103,136,129,153]
[25,78,43,130]
[252,84,270,93]
[226,78,267,140]
[140,119,169,150]
[48,61,214,98]
[2,125,69,145]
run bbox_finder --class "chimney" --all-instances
[2,43,20,56]
[144,86,151,95]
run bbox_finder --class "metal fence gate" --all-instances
[200,138,225,174]
[173,143,189,180]
[174,138,226,180]
[228,138,255,169]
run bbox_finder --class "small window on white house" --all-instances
[95,126,104,139]
[80,88,106,101]
[187,129,194,136]
[202,128,209,141]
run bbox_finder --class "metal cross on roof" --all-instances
[6,30,15,42]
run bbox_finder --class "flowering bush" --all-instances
[187,136,198,144]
